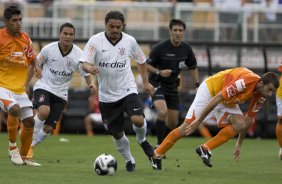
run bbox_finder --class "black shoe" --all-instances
[140,140,154,157]
[195,145,213,167]
[125,161,136,172]
[149,156,162,170]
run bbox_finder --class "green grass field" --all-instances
[0,133,281,184]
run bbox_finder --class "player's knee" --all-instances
[22,116,35,128]
[131,115,144,127]
[8,104,21,117]
[157,109,167,120]
[38,105,50,120]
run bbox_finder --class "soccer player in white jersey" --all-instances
[80,11,160,172]
[26,23,96,165]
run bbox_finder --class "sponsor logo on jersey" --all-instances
[166,53,175,57]
[226,79,246,98]
[98,61,126,68]
[11,52,23,57]
[49,68,73,76]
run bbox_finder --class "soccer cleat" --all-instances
[139,140,154,157]
[279,149,282,160]
[196,145,213,167]
[125,161,135,172]
[27,146,34,159]
[8,148,24,165]
[149,156,162,170]
[24,159,41,166]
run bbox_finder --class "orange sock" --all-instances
[198,125,212,139]
[155,127,183,156]
[203,125,237,150]
[7,114,19,144]
[20,126,33,159]
[276,122,282,147]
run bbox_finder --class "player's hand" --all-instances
[143,82,155,96]
[160,69,172,77]
[34,65,42,79]
[184,120,200,136]
[233,144,241,161]
[88,64,99,74]
[89,83,97,94]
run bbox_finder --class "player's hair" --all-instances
[59,22,75,34]
[261,72,280,88]
[105,11,126,27]
[169,19,186,30]
[4,6,21,20]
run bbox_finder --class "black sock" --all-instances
[155,119,167,145]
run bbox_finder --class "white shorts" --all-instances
[0,87,33,120]
[185,80,243,127]
[276,95,282,117]
[89,113,102,123]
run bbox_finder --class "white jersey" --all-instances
[80,32,146,103]
[33,41,88,101]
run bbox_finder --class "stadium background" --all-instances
[0,0,282,138]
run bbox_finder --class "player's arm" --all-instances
[81,62,99,75]
[84,74,97,94]
[146,63,160,75]
[137,62,155,96]
[189,67,200,88]
[234,96,262,161]
[25,58,42,94]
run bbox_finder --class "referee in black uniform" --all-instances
[146,19,200,148]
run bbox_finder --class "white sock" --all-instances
[133,119,147,144]
[113,134,135,163]
[9,141,17,148]
[31,115,46,146]
[32,128,50,146]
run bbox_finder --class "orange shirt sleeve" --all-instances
[246,93,266,117]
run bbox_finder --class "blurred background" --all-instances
[0,0,281,138]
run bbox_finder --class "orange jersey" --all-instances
[205,67,263,117]
[277,77,282,99]
[0,28,37,94]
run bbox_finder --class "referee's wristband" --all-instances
[194,82,200,88]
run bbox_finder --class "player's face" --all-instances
[59,27,75,46]
[105,19,123,42]
[256,81,277,98]
[170,25,184,46]
[4,14,22,36]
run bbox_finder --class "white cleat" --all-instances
[9,148,24,165]
[24,159,41,166]
[279,149,282,160]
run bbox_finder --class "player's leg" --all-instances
[152,88,167,146]
[33,98,66,147]
[99,100,136,172]
[125,94,155,158]
[276,96,282,160]
[0,87,24,165]
[198,109,243,167]
[84,114,94,136]
[31,89,51,148]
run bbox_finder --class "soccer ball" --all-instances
[94,153,117,176]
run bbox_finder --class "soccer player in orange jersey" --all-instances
[276,64,282,160]
[152,67,279,169]
[0,6,41,166]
